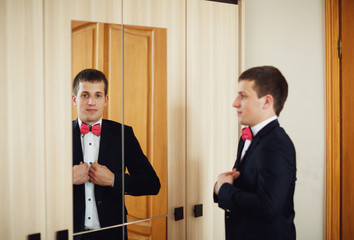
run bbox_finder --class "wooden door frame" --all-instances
[326,0,341,239]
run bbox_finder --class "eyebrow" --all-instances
[80,91,104,94]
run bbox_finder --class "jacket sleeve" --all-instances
[122,126,161,196]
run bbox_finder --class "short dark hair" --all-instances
[238,66,288,116]
[73,69,108,96]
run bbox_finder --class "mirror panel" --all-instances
[72,20,167,238]
[71,20,125,236]
[72,21,107,119]
[122,25,167,224]
[73,225,126,240]
[127,216,167,239]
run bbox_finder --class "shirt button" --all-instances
[88,198,91,201]
[88,217,91,220]
[89,143,92,145]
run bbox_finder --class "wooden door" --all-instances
[72,21,167,240]
[340,0,354,238]
[105,23,167,240]
[72,21,105,119]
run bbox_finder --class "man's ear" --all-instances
[263,94,274,110]
[104,95,109,107]
[72,94,77,106]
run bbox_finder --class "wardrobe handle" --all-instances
[28,233,40,240]
[193,204,203,218]
[56,229,69,240]
[174,206,184,221]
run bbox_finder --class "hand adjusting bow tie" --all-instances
[80,122,101,136]
[241,127,253,141]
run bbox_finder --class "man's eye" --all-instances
[96,94,102,98]
[82,94,88,98]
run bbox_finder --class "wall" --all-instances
[243,0,326,239]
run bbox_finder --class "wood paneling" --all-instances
[0,0,46,240]
[105,24,168,239]
[186,0,239,239]
[44,1,122,239]
[2,1,239,239]
[72,22,105,120]
[325,0,341,239]
[341,0,354,238]
[122,1,187,239]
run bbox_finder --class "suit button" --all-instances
[226,209,231,212]
[97,201,102,206]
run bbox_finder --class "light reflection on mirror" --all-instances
[72,20,167,240]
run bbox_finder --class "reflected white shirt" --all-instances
[78,118,102,230]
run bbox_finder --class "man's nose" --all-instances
[88,97,95,105]
[232,97,240,108]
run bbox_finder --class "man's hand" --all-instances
[214,168,240,195]
[73,162,89,185]
[89,161,115,186]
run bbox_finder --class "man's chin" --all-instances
[239,119,250,126]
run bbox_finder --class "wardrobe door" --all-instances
[45,1,123,239]
[1,0,46,239]
[186,0,239,239]
[122,26,167,239]
[122,1,186,239]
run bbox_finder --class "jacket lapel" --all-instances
[236,119,280,169]
[73,119,83,165]
[97,120,113,166]
[234,137,245,169]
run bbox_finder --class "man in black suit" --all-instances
[214,66,296,240]
[72,69,161,240]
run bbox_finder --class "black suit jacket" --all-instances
[73,119,161,240]
[214,120,296,240]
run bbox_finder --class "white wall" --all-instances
[243,0,326,239]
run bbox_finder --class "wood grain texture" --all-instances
[325,0,340,239]
[186,0,239,239]
[122,1,187,239]
[44,1,122,239]
[340,0,354,238]
[1,0,46,240]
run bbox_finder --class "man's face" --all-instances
[232,80,267,127]
[72,81,108,126]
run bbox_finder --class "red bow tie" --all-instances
[80,123,101,136]
[241,127,252,141]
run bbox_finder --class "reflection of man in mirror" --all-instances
[214,66,296,240]
[72,69,161,240]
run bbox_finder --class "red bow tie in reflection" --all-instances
[241,127,253,141]
[80,123,101,136]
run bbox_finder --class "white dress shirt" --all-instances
[78,118,102,230]
[240,115,278,160]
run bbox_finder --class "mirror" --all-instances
[72,20,167,239]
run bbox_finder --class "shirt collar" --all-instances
[250,115,278,136]
[78,118,102,128]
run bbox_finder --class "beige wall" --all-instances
[243,0,326,239]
